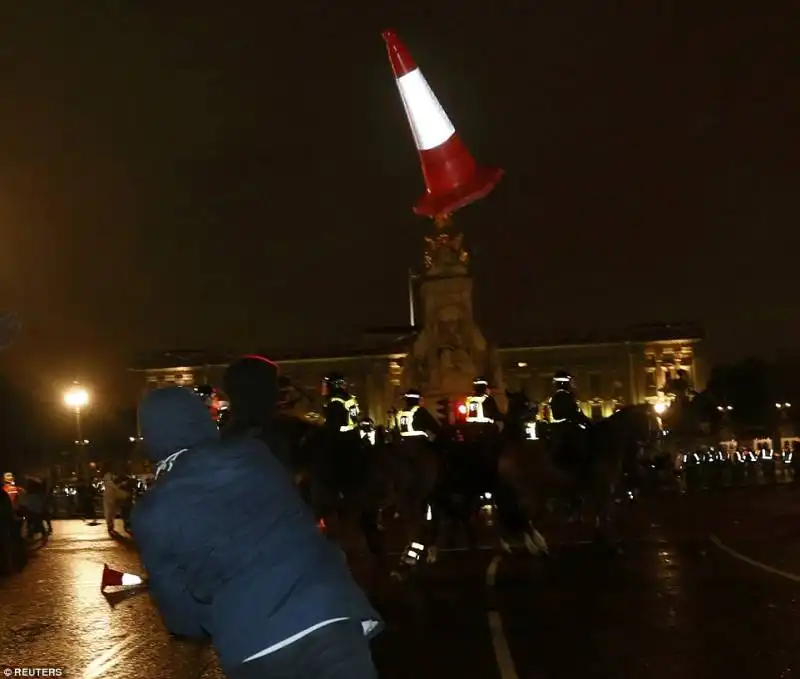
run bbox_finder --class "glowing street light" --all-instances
[63,383,90,480]
[64,385,89,409]
[653,401,668,415]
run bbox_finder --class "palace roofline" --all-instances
[129,322,704,372]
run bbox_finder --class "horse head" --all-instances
[505,389,533,422]
[606,404,658,444]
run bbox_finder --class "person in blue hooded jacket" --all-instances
[132,386,382,679]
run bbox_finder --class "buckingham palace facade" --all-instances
[129,323,706,425]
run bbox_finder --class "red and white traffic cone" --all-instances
[100,563,145,592]
[382,29,503,218]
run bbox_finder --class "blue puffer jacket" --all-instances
[132,387,382,673]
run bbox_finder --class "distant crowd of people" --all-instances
[675,441,800,490]
[0,466,153,574]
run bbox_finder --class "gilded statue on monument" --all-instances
[423,214,469,277]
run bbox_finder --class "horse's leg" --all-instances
[494,449,549,558]
[392,454,445,576]
[358,504,386,564]
[422,454,447,563]
[391,500,426,580]
[591,474,621,555]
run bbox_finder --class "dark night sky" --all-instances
[0,2,797,392]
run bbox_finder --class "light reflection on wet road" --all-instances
[1,522,222,679]
[1,488,800,678]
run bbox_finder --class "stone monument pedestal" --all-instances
[402,274,505,411]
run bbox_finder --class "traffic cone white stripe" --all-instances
[395,68,456,151]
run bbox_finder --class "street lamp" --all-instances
[64,383,90,479]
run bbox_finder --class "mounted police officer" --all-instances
[321,373,360,441]
[462,378,503,508]
[315,373,362,520]
[465,377,502,429]
[547,371,591,479]
[548,371,589,425]
[395,389,441,442]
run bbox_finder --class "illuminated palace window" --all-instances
[388,361,402,388]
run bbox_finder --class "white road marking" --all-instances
[710,534,800,583]
[487,611,519,679]
[486,554,502,587]
[83,632,146,679]
[484,555,520,679]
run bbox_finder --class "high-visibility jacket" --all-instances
[329,396,360,432]
[397,405,428,438]
[465,395,494,423]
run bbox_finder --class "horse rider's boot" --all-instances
[390,541,425,582]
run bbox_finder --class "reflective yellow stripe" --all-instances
[397,405,424,435]
[330,396,359,430]
[465,395,493,423]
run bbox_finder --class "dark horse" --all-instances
[274,414,392,563]
[499,392,657,550]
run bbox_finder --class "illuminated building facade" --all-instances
[130,323,705,424]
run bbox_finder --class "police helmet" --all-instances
[324,372,347,389]
[553,370,572,385]
[473,377,489,387]
[404,388,422,401]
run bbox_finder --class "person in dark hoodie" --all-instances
[219,355,293,470]
[132,386,382,679]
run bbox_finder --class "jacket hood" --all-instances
[222,355,279,431]
[139,386,220,461]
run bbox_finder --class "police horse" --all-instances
[499,391,657,553]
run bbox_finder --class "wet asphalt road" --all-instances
[2,486,800,679]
